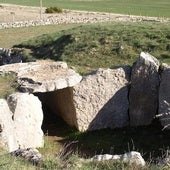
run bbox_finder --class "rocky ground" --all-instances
[0,3,169,24]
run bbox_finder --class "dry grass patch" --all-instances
[0,74,17,98]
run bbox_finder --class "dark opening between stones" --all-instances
[34,87,77,136]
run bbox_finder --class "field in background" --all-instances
[0,0,170,18]
[0,24,80,48]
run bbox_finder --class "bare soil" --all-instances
[0,4,49,22]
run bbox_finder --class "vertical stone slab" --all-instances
[7,93,44,150]
[73,67,130,131]
[129,52,160,126]
[0,99,17,152]
[159,64,170,129]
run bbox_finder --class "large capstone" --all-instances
[0,61,82,133]
[0,60,82,93]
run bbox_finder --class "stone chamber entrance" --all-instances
[34,87,77,137]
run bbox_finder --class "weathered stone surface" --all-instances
[129,52,160,126]
[0,93,44,152]
[158,64,170,129]
[36,87,77,127]
[7,93,44,150]
[92,151,145,167]
[0,99,17,152]
[73,67,130,131]
[0,60,82,93]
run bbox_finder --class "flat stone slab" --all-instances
[73,66,130,131]
[0,60,82,93]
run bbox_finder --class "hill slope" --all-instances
[15,22,170,74]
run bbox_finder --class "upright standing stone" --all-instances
[73,67,130,131]
[0,99,17,152]
[7,93,44,150]
[159,64,170,129]
[129,52,160,126]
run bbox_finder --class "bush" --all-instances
[45,7,63,14]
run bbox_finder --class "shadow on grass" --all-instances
[53,120,170,162]
[15,34,74,62]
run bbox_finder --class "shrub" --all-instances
[45,7,63,14]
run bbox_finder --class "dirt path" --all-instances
[0,4,45,22]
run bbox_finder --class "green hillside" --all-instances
[15,22,170,75]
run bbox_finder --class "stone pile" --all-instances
[0,9,170,29]
[11,148,42,165]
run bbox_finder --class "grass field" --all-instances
[13,22,170,75]
[0,0,170,18]
[0,24,80,48]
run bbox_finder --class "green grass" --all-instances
[0,74,18,98]
[65,123,170,160]
[14,22,170,75]
[0,24,81,48]
[0,125,169,170]
[0,0,170,18]
[0,148,36,170]
[38,117,170,169]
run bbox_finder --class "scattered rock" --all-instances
[121,151,145,166]
[73,66,130,131]
[92,151,145,167]
[158,64,170,129]
[129,52,160,126]
[11,148,42,165]
[92,154,120,161]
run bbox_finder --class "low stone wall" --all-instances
[0,10,170,29]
